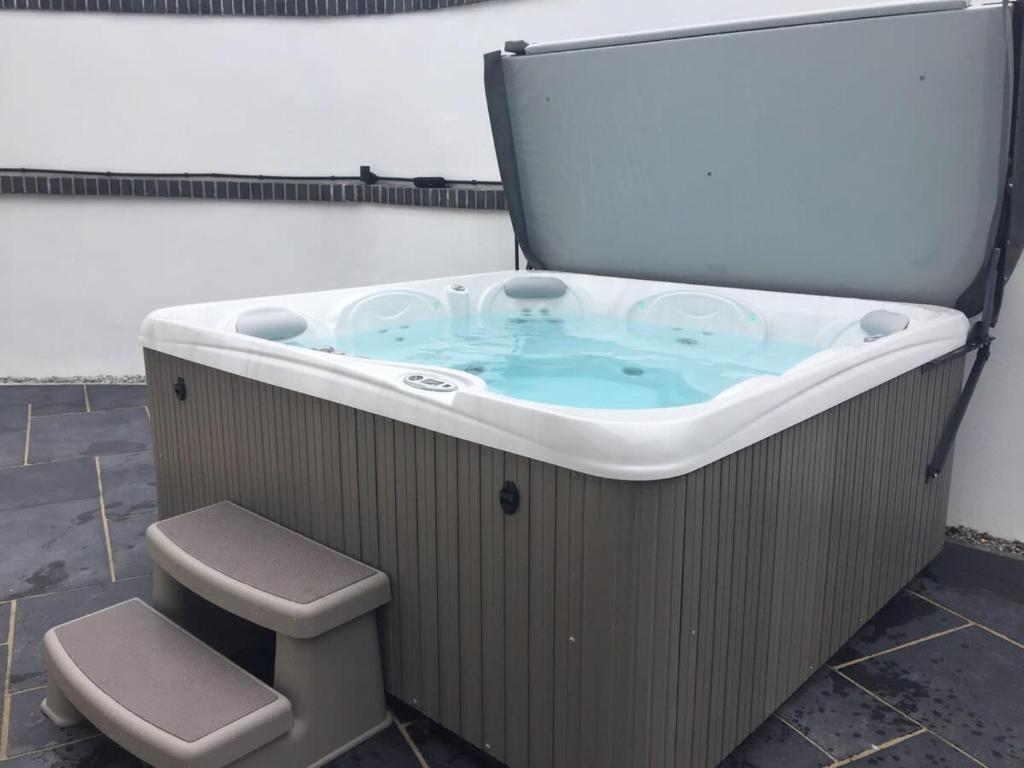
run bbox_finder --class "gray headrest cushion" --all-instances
[503,276,568,299]
[236,307,308,341]
[860,310,910,338]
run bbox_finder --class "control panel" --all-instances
[403,374,457,393]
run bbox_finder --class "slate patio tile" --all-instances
[6,687,98,757]
[0,428,26,469]
[108,511,156,579]
[910,544,1024,645]
[27,408,151,464]
[9,576,151,692]
[775,668,918,760]
[86,384,148,412]
[0,735,144,767]
[404,717,503,767]
[0,385,85,416]
[719,716,832,767]
[2,598,11,635]
[830,591,968,666]
[1,498,110,600]
[855,731,978,766]
[0,458,98,512]
[99,450,157,518]
[0,403,28,468]
[325,723,422,768]
[841,625,1024,768]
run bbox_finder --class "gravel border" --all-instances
[947,525,1024,558]
[0,375,146,384]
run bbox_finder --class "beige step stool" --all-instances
[41,501,392,768]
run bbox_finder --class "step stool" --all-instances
[41,501,392,768]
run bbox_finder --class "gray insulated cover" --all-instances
[485,3,1015,316]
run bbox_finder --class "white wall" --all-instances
[0,198,511,375]
[1,0,1021,539]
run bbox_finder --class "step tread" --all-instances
[47,599,291,756]
[147,502,390,638]
[154,502,376,604]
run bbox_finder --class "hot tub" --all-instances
[141,2,1019,767]
[140,270,969,768]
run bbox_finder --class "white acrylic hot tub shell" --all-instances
[140,271,968,481]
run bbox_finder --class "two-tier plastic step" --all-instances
[42,501,392,768]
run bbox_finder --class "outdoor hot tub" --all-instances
[140,2,1020,767]
[141,270,970,767]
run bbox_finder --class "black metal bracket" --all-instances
[359,165,379,185]
[925,335,992,481]
[925,239,1002,482]
[173,376,187,402]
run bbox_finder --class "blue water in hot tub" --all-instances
[302,312,820,410]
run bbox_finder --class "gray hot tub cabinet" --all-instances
[146,348,963,768]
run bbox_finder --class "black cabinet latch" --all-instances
[499,480,520,515]
[173,377,187,402]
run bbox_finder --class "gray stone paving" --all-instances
[1,383,1022,767]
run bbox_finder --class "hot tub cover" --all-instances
[485,0,1022,317]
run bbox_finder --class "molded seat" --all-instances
[147,501,391,638]
[42,598,292,768]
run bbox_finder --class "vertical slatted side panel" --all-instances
[414,426,440,718]
[645,481,676,767]
[458,440,483,747]
[911,368,941,574]
[578,476,612,768]
[394,420,422,705]
[626,483,659,765]
[803,413,832,684]
[889,372,920,591]
[736,439,768,739]
[827,386,856,648]
[707,456,733,761]
[730,449,753,742]
[322,398,345,553]
[503,454,531,768]
[766,427,796,707]
[689,464,716,768]
[608,480,640,768]
[753,435,782,723]
[435,434,461,727]
[925,360,962,557]
[869,380,899,613]
[480,447,506,759]
[565,470,585,767]
[527,461,557,768]
[144,351,174,519]
[551,467,573,767]
[375,416,402,692]
[672,471,700,767]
